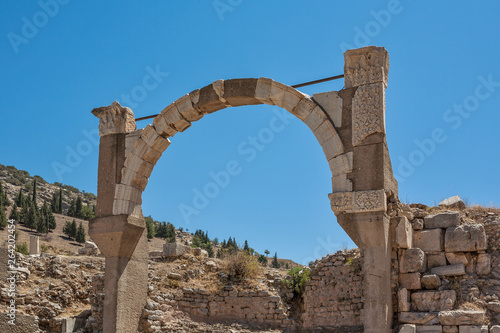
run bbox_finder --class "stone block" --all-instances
[443,326,458,333]
[411,290,456,312]
[114,184,142,203]
[331,174,353,193]
[439,196,466,210]
[421,274,441,290]
[398,288,411,312]
[414,229,444,252]
[280,87,307,111]
[305,106,328,131]
[313,119,339,146]
[328,152,353,176]
[430,264,465,276]
[351,82,385,146]
[476,253,491,275]
[313,91,343,127]
[491,326,500,333]
[174,94,203,121]
[141,125,171,152]
[196,83,226,114]
[488,301,500,313]
[291,96,316,120]
[438,310,485,325]
[30,235,40,255]
[446,253,468,266]
[412,218,424,231]
[416,326,443,332]
[255,78,274,105]
[458,327,481,333]
[163,243,191,257]
[321,134,344,161]
[400,248,427,273]
[395,216,413,249]
[153,114,177,137]
[424,212,461,229]
[344,46,389,88]
[428,253,447,268]
[445,224,487,252]
[269,80,289,107]
[121,167,149,191]
[399,272,421,290]
[398,312,438,325]
[400,324,416,333]
[161,103,191,132]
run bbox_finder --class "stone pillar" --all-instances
[89,102,148,333]
[29,235,40,255]
[329,46,396,333]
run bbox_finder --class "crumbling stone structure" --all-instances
[90,45,397,332]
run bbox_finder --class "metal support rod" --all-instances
[134,74,344,121]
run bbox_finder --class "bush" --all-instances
[283,266,311,295]
[41,244,49,253]
[223,252,262,281]
[16,243,29,255]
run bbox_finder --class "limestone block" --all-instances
[428,253,447,269]
[430,264,465,276]
[352,82,385,146]
[313,91,343,127]
[152,114,178,137]
[416,327,443,333]
[421,274,441,290]
[195,83,227,113]
[132,140,162,165]
[344,46,389,88]
[488,301,500,313]
[328,152,353,176]
[398,288,411,312]
[125,129,143,158]
[269,80,289,107]
[175,94,203,122]
[438,310,485,325]
[413,229,444,253]
[445,225,487,252]
[112,199,136,215]
[491,325,500,333]
[476,253,491,275]
[141,125,171,152]
[114,184,142,204]
[30,235,40,255]
[399,272,421,290]
[321,133,344,161]
[458,327,481,333]
[91,101,136,136]
[411,290,456,312]
[163,243,191,257]
[124,154,154,178]
[395,216,413,249]
[400,248,427,273]
[400,324,416,333]
[305,106,328,131]
[439,196,466,210]
[446,252,468,266]
[255,78,274,105]
[399,312,437,325]
[313,120,339,146]
[280,87,307,111]
[161,103,191,132]
[291,97,316,121]
[329,189,386,213]
[412,218,424,231]
[443,327,458,333]
[424,212,461,229]
[121,167,149,191]
[331,174,353,193]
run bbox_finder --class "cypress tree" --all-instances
[21,204,29,224]
[9,203,19,222]
[32,179,37,205]
[16,189,24,208]
[0,204,7,230]
[75,197,83,218]
[272,252,280,268]
[76,222,85,244]
[58,188,63,214]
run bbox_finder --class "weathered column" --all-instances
[29,235,40,255]
[89,102,148,333]
[330,46,397,333]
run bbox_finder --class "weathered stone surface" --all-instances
[424,212,460,229]
[344,46,389,88]
[421,274,441,290]
[329,189,387,214]
[328,152,353,176]
[0,313,40,333]
[476,253,491,275]
[398,312,438,325]
[351,82,385,146]
[414,229,444,252]
[488,301,500,313]
[438,310,484,325]
[398,288,411,312]
[416,326,443,332]
[399,272,421,290]
[439,196,466,210]
[400,324,416,333]
[412,218,424,231]
[92,101,136,136]
[445,252,468,266]
[395,216,413,249]
[400,248,427,273]
[491,325,500,333]
[445,224,487,252]
[458,326,481,333]
[428,253,447,268]
[163,243,191,257]
[430,264,465,276]
[443,326,458,333]
[30,235,40,255]
[313,91,342,127]
[411,290,456,312]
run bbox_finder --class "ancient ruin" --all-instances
[90,46,397,332]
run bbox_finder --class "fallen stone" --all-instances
[425,211,461,229]
[445,253,468,266]
[163,243,191,257]
[438,310,485,325]
[421,274,441,290]
[411,290,456,312]
[430,264,465,276]
[476,253,491,275]
[398,312,438,325]
[445,224,487,252]
[414,229,444,252]
[400,248,427,273]
[399,272,421,290]
[438,196,466,210]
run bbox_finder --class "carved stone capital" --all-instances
[352,83,385,146]
[344,46,389,88]
[329,189,387,214]
[92,101,136,136]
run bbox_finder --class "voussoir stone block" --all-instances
[174,94,203,122]
[222,78,261,107]
[424,212,460,229]
[411,290,456,312]
[291,97,316,121]
[313,119,339,146]
[331,174,353,193]
[400,248,427,273]
[328,152,353,176]
[413,229,444,253]
[305,106,328,131]
[313,91,343,127]
[153,114,177,137]
[161,103,191,132]
[321,133,344,162]
[445,224,487,252]
[438,310,485,325]
[255,77,274,105]
[114,184,142,204]
[121,167,148,191]
[395,216,413,249]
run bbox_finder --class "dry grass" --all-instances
[222,252,263,282]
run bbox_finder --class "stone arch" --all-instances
[112,77,349,217]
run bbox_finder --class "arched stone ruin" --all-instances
[90,46,397,333]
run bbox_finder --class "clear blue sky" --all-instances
[1,1,499,264]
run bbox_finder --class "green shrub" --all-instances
[283,266,311,295]
[16,242,29,255]
[41,244,48,253]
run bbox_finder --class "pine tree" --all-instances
[0,204,7,230]
[76,222,85,244]
[204,242,214,258]
[67,198,76,217]
[243,240,249,252]
[264,249,270,256]
[37,211,48,234]
[63,219,77,239]
[9,203,19,222]
[272,252,280,269]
